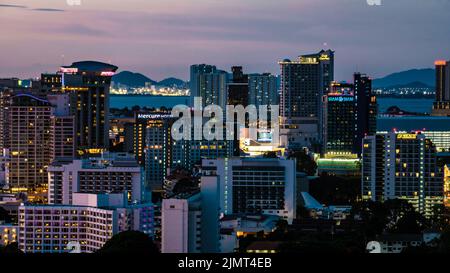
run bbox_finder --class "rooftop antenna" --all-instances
[61,54,65,66]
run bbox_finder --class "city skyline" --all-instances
[1,0,450,81]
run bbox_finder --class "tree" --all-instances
[0,242,23,254]
[263,151,277,158]
[131,105,141,112]
[288,149,317,176]
[310,174,360,205]
[97,231,159,254]
[0,207,11,223]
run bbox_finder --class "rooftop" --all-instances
[61,61,118,73]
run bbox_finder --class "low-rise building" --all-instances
[18,192,153,253]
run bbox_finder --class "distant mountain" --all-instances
[384,81,434,89]
[112,71,157,87]
[112,71,186,88]
[373,68,435,88]
[157,77,187,87]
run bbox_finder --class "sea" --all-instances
[110,95,434,115]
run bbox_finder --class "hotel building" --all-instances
[201,158,296,223]
[362,132,443,216]
[279,50,334,144]
[5,93,52,193]
[18,192,153,253]
[59,61,118,155]
[47,153,144,205]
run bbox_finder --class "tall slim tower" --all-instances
[354,73,377,155]
[432,60,450,116]
[227,66,249,106]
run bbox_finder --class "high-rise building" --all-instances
[354,73,377,154]
[226,66,249,156]
[279,50,334,126]
[190,64,227,108]
[227,66,249,106]
[18,192,153,253]
[432,60,450,116]
[248,73,278,108]
[201,157,296,223]
[47,93,75,161]
[5,93,52,192]
[0,88,12,157]
[161,177,220,253]
[322,74,376,156]
[362,132,443,216]
[47,153,144,205]
[141,112,184,191]
[323,82,356,154]
[59,61,118,155]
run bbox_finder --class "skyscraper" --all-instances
[323,82,356,154]
[142,112,183,191]
[190,64,227,108]
[47,93,75,161]
[227,66,249,156]
[279,50,334,123]
[354,73,377,154]
[322,74,377,156]
[59,61,118,156]
[432,60,450,116]
[6,93,52,194]
[279,50,334,149]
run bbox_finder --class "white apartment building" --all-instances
[201,158,296,224]
[161,176,220,253]
[18,192,153,253]
[47,153,144,205]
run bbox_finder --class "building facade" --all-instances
[279,50,334,133]
[59,61,118,155]
[5,93,52,192]
[362,132,443,216]
[190,64,228,108]
[47,153,144,205]
[201,158,296,223]
[161,177,220,253]
[432,60,450,116]
[18,192,153,253]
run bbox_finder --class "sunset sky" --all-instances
[1,0,450,81]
